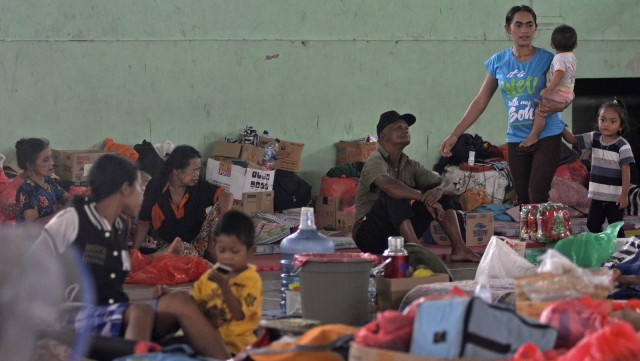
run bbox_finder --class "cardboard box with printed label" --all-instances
[429,212,493,247]
[374,274,450,311]
[335,141,378,164]
[315,196,355,231]
[205,158,275,200]
[258,136,304,173]
[232,191,274,216]
[52,150,110,185]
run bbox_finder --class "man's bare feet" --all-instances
[450,248,482,263]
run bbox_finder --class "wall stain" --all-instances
[626,53,640,75]
[265,54,280,60]
[204,103,211,119]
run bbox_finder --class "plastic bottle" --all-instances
[263,138,280,170]
[279,207,335,314]
[382,236,409,278]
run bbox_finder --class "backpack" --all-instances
[273,169,312,212]
[410,297,556,359]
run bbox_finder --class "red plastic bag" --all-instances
[511,342,563,361]
[555,160,588,188]
[539,296,612,348]
[319,176,358,209]
[354,310,414,352]
[125,250,210,285]
[0,174,23,224]
[558,321,640,361]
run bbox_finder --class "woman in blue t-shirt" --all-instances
[440,5,569,205]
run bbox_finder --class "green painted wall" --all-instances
[1,0,638,193]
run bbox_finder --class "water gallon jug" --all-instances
[279,207,335,314]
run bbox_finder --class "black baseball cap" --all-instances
[377,110,416,136]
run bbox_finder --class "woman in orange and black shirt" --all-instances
[132,145,232,261]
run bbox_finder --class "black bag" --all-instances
[273,169,312,212]
[434,133,493,173]
[134,140,163,178]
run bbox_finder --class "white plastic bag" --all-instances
[153,140,176,159]
[474,236,536,280]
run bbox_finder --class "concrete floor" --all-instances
[260,260,479,316]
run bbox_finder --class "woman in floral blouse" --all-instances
[15,138,71,225]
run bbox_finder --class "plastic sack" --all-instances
[460,187,490,212]
[475,236,536,280]
[318,176,358,209]
[103,138,139,162]
[0,174,23,224]
[520,204,540,241]
[554,160,589,187]
[557,321,640,361]
[125,250,210,285]
[0,154,10,188]
[554,222,622,268]
[354,310,414,352]
[548,176,590,217]
[536,203,570,242]
[539,296,612,349]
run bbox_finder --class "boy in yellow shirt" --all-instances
[190,210,262,355]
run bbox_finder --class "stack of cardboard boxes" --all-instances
[315,140,377,232]
[206,137,304,216]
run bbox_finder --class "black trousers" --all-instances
[587,199,625,238]
[354,185,455,254]
[508,134,562,204]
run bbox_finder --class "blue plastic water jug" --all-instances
[279,207,335,314]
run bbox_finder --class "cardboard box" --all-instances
[211,141,264,166]
[52,150,110,185]
[258,136,304,173]
[428,212,493,247]
[349,342,494,361]
[315,196,355,231]
[336,141,377,164]
[232,191,274,216]
[205,158,275,200]
[375,274,449,311]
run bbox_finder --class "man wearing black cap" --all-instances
[352,110,480,262]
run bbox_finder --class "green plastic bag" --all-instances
[554,221,623,268]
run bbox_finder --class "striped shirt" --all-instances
[578,132,635,202]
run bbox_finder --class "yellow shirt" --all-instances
[190,264,262,355]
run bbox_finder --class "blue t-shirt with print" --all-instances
[485,48,565,143]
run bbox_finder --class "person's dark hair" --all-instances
[505,5,537,27]
[599,98,631,137]
[214,210,255,249]
[160,145,201,178]
[15,138,49,170]
[551,24,577,52]
[89,154,139,202]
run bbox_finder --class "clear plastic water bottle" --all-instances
[263,138,280,170]
[279,207,335,314]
